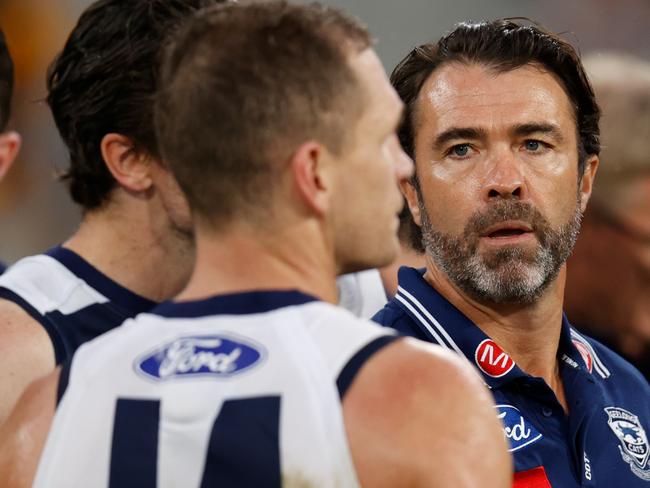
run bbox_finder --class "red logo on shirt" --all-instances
[474,339,515,378]
[513,466,552,488]
[572,340,593,374]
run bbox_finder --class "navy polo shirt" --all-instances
[373,267,650,487]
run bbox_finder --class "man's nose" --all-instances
[483,148,527,201]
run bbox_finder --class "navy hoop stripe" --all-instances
[46,246,156,313]
[153,290,318,318]
[336,335,400,398]
[56,359,72,405]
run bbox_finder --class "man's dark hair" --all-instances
[155,1,371,230]
[392,19,601,252]
[47,0,223,210]
[0,29,14,132]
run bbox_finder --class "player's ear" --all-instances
[0,131,21,180]
[101,133,154,193]
[579,155,599,213]
[400,177,422,228]
[290,140,332,217]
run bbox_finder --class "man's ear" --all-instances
[400,178,422,227]
[290,140,332,216]
[0,131,21,181]
[100,133,153,193]
[579,155,599,213]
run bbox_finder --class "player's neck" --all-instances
[63,195,195,303]
[177,221,339,305]
[425,259,568,406]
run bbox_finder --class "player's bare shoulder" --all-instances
[0,298,52,345]
[0,299,55,423]
[343,337,512,488]
[0,368,58,488]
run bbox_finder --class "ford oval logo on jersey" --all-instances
[475,339,515,377]
[496,404,543,452]
[135,335,264,381]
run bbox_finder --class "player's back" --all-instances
[35,290,397,488]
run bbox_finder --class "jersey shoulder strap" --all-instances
[303,303,400,398]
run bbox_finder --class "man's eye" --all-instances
[450,144,470,157]
[525,140,541,151]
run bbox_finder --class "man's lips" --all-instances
[480,221,534,239]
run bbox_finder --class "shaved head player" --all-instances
[0,3,510,487]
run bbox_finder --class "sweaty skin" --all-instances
[0,339,512,488]
[0,49,511,488]
[0,370,56,488]
[404,62,599,410]
[416,63,581,233]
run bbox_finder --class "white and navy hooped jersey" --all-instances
[374,266,650,487]
[35,290,398,488]
[0,246,156,365]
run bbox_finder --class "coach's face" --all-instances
[404,62,598,304]
[331,48,413,274]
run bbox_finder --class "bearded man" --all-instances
[0,4,510,487]
[373,19,650,487]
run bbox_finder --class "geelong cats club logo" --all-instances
[605,407,650,481]
[136,335,264,381]
[475,339,515,378]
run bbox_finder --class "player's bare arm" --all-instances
[0,300,55,424]
[0,368,58,488]
[344,337,512,487]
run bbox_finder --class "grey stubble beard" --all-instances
[418,194,583,305]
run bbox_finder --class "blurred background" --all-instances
[0,0,648,375]
[1,0,648,262]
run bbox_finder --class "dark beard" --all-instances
[419,198,582,305]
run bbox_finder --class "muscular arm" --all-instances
[0,368,59,488]
[0,300,56,424]
[344,338,512,487]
